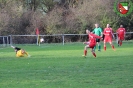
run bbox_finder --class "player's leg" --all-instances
[103,37,107,51]
[119,36,124,46]
[119,39,123,46]
[93,39,98,52]
[108,37,115,51]
[93,39,101,52]
[83,45,89,57]
[97,41,101,51]
[118,41,120,46]
[11,45,15,49]
[91,48,96,57]
[89,43,96,57]
[118,40,120,46]
[93,45,96,52]
[103,40,106,51]
[109,41,115,51]
[118,36,120,46]
[119,40,122,46]
[16,51,20,57]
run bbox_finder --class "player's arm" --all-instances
[123,28,126,40]
[103,28,107,35]
[21,49,31,57]
[100,32,103,39]
[117,28,119,34]
[92,29,95,34]
[101,28,105,40]
[116,29,119,38]
[100,32,103,40]
[99,28,103,37]
[111,29,115,39]
[91,33,101,39]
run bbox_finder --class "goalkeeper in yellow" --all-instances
[11,46,30,57]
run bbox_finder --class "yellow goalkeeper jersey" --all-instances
[16,50,28,57]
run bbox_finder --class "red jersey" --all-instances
[116,28,125,36]
[104,28,113,38]
[88,33,101,44]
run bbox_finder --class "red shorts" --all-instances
[118,36,124,40]
[104,36,112,43]
[89,43,96,48]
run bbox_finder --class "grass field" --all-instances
[0,42,133,88]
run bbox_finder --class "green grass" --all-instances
[0,42,133,88]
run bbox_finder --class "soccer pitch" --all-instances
[0,42,133,88]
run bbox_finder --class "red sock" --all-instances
[111,45,116,51]
[120,42,122,46]
[112,45,115,49]
[112,45,114,49]
[84,50,87,56]
[104,46,106,51]
[92,52,96,57]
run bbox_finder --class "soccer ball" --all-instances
[40,38,44,42]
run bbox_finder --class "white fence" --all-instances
[0,36,9,47]
[0,32,133,46]
[8,34,87,45]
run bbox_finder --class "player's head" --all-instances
[21,49,25,54]
[86,29,90,34]
[106,24,110,28]
[120,25,123,28]
[95,23,99,28]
